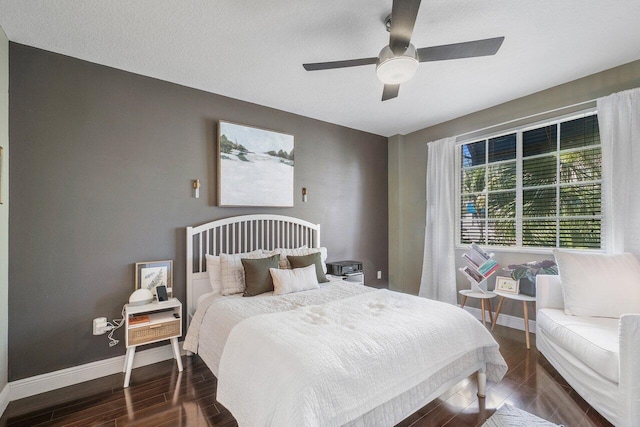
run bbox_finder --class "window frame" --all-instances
[455,109,603,252]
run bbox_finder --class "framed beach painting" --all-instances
[217,121,294,207]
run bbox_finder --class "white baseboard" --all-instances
[9,343,183,402]
[0,382,10,417]
[463,306,536,333]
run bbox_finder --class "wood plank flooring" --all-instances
[0,325,614,427]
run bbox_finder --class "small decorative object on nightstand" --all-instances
[505,259,558,297]
[123,298,183,388]
[326,260,365,285]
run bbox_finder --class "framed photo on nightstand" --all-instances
[135,260,173,296]
[495,276,519,294]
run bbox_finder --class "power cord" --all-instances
[106,304,126,347]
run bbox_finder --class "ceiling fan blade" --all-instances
[303,57,377,71]
[417,37,505,62]
[382,84,400,101]
[389,0,422,55]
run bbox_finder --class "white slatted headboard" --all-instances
[186,214,321,322]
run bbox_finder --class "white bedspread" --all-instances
[217,288,506,427]
[183,280,372,375]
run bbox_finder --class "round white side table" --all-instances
[491,291,537,349]
[459,289,497,327]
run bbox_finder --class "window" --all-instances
[458,113,602,249]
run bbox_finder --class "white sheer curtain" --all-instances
[419,137,457,304]
[597,88,640,254]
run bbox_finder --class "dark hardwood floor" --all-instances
[0,325,615,427]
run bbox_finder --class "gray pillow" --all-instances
[241,254,280,297]
[287,252,329,283]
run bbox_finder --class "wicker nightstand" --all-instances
[123,298,183,387]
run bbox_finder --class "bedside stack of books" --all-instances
[128,314,150,327]
[459,243,499,293]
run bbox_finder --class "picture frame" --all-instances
[217,120,294,207]
[495,276,519,294]
[135,260,173,296]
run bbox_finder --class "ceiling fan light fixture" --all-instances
[376,44,419,85]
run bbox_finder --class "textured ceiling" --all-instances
[1,1,640,137]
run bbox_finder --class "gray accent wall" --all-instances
[389,59,640,319]
[0,25,9,405]
[9,43,388,381]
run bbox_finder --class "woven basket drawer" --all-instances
[128,320,180,346]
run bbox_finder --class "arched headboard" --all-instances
[186,214,321,321]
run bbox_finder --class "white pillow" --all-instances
[205,254,222,295]
[271,246,328,272]
[266,246,307,269]
[554,250,640,318]
[220,250,264,296]
[313,247,328,274]
[270,265,319,296]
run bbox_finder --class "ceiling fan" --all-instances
[303,0,505,101]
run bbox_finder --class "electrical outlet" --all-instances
[377,271,382,279]
[93,317,108,335]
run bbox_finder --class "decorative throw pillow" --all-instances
[554,250,640,318]
[270,265,319,296]
[268,246,308,269]
[242,254,280,297]
[287,252,329,283]
[271,246,328,272]
[205,254,222,294]
[220,250,264,296]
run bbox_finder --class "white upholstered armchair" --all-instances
[536,274,640,427]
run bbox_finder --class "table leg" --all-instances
[486,299,494,326]
[124,386,134,419]
[480,299,486,326]
[523,301,531,350]
[123,346,136,388]
[491,297,505,331]
[460,295,467,308]
[170,337,183,372]
[123,347,132,373]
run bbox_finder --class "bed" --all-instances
[184,214,507,426]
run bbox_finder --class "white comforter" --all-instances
[216,288,506,427]
[184,281,371,376]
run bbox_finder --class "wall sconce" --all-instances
[302,187,308,202]
[193,179,201,198]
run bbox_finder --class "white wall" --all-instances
[389,58,640,317]
[0,24,9,415]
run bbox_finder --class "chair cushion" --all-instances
[553,250,640,318]
[537,308,619,383]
